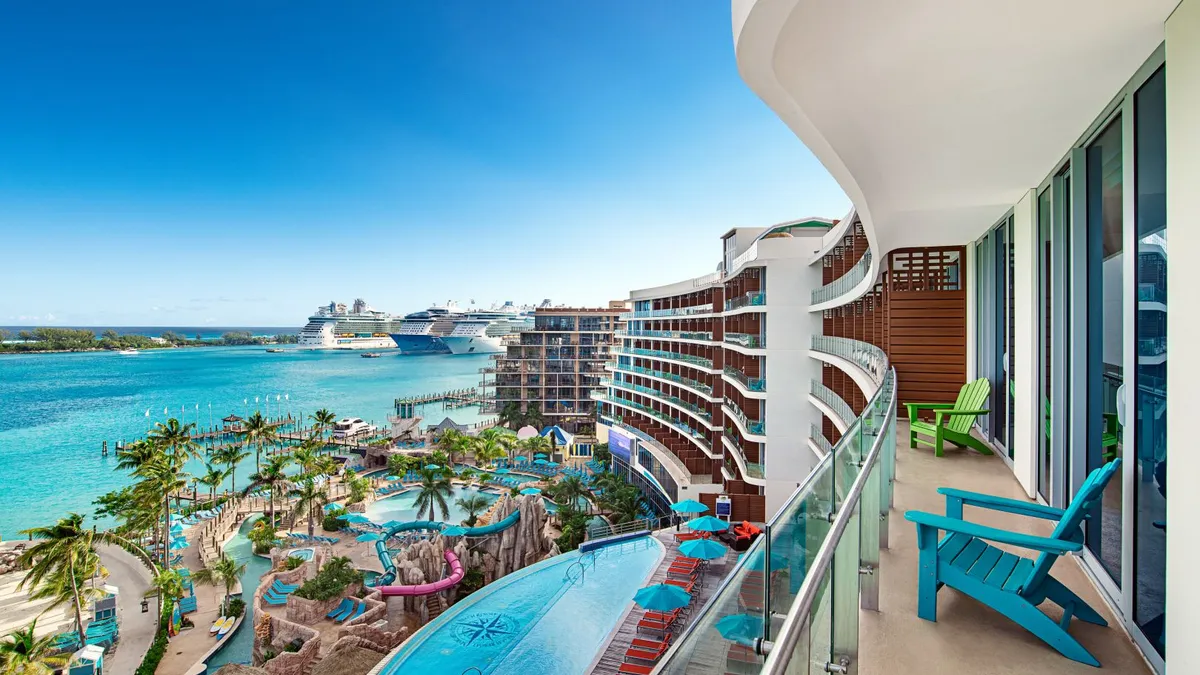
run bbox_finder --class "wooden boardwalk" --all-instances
[590,529,733,675]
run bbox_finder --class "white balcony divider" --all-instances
[654,367,897,675]
[811,249,873,305]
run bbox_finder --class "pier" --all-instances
[393,388,487,412]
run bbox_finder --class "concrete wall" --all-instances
[1165,1,1198,669]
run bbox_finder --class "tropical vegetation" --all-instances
[412,470,453,521]
[496,402,545,430]
[238,411,279,474]
[454,495,492,527]
[193,555,247,615]
[0,619,69,674]
[0,327,297,353]
[294,556,362,601]
[17,513,124,636]
[290,477,329,536]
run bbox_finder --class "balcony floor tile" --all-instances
[864,422,1150,674]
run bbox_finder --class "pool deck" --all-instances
[590,529,731,675]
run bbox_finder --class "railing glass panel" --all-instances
[810,336,888,386]
[614,345,714,370]
[611,363,713,396]
[810,381,855,427]
[725,291,766,312]
[725,332,765,349]
[724,397,765,435]
[811,249,873,305]
[616,329,715,341]
[724,366,766,392]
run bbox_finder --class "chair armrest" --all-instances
[937,487,1065,521]
[904,402,954,423]
[903,510,1081,555]
[933,409,989,425]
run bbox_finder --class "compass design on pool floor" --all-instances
[451,612,519,647]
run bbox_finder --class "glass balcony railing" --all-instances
[810,380,855,426]
[1139,336,1167,356]
[1137,282,1166,304]
[722,428,765,479]
[725,291,766,312]
[810,422,834,457]
[600,378,714,423]
[724,332,765,349]
[615,329,714,341]
[723,396,765,435]
[611,363,713,396]
[723,365,766,392]
[621,305,715,320]
[658,367,897,674]
[593,392,713,453]
[811,335,888,386]
[600,414,692,480]
[613,345,714,369]
[811,249,874,304]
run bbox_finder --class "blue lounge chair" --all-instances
[346,600,367,622]
[326,598,353,619]
[331,600,356,622]
[904,459,1121,666]
[263,592,289,605]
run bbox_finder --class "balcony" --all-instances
[724,332,765,350]
[622,305,717,320]
[1137,282,1166,304]
[601,378,716,427]
[811,335,889,390]
[614,345,715,370]
[810,380,855,430]
[722,429,765,480]
[811,249,874,306]
[599,415,704,485]
[1139,336,1167,357]
[616,329,715,342]
[723,365,766,393]
[725,291,766,312]
[809,422,834,457]
[593,392,714,456]
[723,396,765,436]
[610,362,714,397]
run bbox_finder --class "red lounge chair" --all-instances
[625,643,668,663]
[631,633,671,651]
[673,531,702,542]
[644,608,682,623]
[665,578,695,593]
[618,664,653,675]
[636,616,672,634]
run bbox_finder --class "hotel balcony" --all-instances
[722,365,766,395]
[724,290,767,313]
[723,331,766,352]
[722,396,765,437]
[599,377,720,430]
[622,305,720,320]
[613,345,717,371]
[721,428,765,482]
[593,391,716,458]
[615,328,716,344]
[607,362,717,400]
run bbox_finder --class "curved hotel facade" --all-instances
[650,1,1193,673]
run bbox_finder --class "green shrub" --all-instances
[226,597,246,618]
[285,556,307,571]
[253,541,274,555]
[458,567,486,596]
[322,513,345,532]
[293,556,363,601]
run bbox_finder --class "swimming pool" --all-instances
[285,548,314,561]
[379,536,663,674]
[204,515,271,671]
[365,486,499,525]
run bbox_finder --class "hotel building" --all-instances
[652,2,1190,674]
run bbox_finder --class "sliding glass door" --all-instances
[973,216,1013,458]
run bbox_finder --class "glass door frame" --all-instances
[973,213,1014,464]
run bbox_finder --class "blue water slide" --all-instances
[370,512,522,585]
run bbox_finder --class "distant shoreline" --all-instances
[0,343,291,356]
[0,327,298,354]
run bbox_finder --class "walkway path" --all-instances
[97,543,155,675]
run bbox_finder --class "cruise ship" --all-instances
[297,299,403,350]
[441,301,538,355]
[387,301,465,355]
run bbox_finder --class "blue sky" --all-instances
[0,2,848,326]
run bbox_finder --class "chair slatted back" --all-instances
[947,378,991,433]
[1018,459,1121,596]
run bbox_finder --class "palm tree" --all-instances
[497,402,524,430]
[114,438,157,473]
[239,411,279,473]
[523,403,544,430]
[247,455,291,527]
[196,463,227,504]
[413,470,453,522]
[310,408,337,440]
[454,495,492,527]
[17,514,120,636]
[520,434,551,461]
[133,454,190,567]
[478,427,517,460]
[290,444,320,476]
[290,477,328,536]
[437,429,468,463]
[146,417,204,467]
[213,444,251,498]
[606,486,647,525]
[146,568,186,607]
[0,620,69,674]
[552,475,588,511]
[193,556,246,615]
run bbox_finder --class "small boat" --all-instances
[209,616,227,634]
[266,348,285,353]
[116,349,139,356]
[361,352,382,358]
[216,616,234,637]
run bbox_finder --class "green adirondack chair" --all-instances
[904,459,1121,666]
[905,378,992,457]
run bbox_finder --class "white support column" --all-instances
[1166,2,1200,668]
[1010,189,1038,498]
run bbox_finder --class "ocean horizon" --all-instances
[1,325,300,340]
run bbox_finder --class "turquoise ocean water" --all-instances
[0,346,490,539]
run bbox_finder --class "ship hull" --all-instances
[388,334,451,355]
[442,335,505,355]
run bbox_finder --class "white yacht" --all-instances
[116,348,139,356]
[332,417,376,439]
[297,299,402,350]
[387,301,466,354]
[442,301,539,355]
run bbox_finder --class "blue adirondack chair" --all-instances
[903,459,1120,666]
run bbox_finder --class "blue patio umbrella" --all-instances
[169,538,189,551]
[534,453,548,459]
[715,613,762,642]
[170,523,185,534]
[520,487,542,496]
[382,520,404,530]
[385,475,399,481]
[633,584,691,612]
[533,458,548,465]
[323,503,341,512]
[493,468,510,474]
[546,462,559,467]
[670,499,709,514]
[424,464,441,470]
[356,532,383,542]
[344,514,371,524]
[741,549,788,571]
[441,526,468,537]
[679,538,727,561]
[687,516,729,533]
